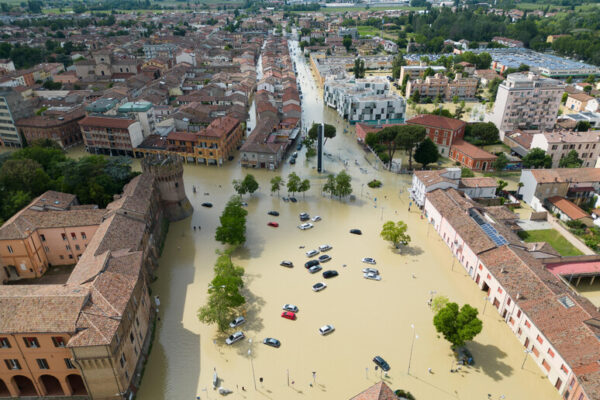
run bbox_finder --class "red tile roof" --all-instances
[407,114,466,131]
[451,140,497,160]
[547,196,589,220]
[79,115,136,130]
[350,382,397,400]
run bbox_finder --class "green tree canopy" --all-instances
[287,172,301,195]
[343,35,352,51]
[414,137,440,169]
[380,220,411,249]
[392,53,405,80]
[493,152,509,171]
[396,125,426,170]
[559,150,583,168]
[298,178,310,198]
[215,196,248,246]
[335,170,353,198]
[464,122,499,146]
[242,173,259,195]
[270,176,284,197]
[433,302,483,347]
[353,58,365,79]
[308,123,336,144]
[522,148,552,169]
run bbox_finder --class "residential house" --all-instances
[406,114,466,156]
[530,130,600,168]
[449,140,497,171]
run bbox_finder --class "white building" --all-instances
[117,101,156,138]
[175,49,196,67]
[410,167,497,207]
[530,130,600,168]
[323,77,405,124]
[487,72,564,139]
[399,65,447,84]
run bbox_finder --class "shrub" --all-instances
[367,179,382,188]
[395,389,416,400]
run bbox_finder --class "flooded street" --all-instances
[135,37,562,400]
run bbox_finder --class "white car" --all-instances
[308,265,322,274]
[319,244,332,252]
[312,282,327,292]
[362,267,379,275]
[311,216,322,222]
[225,331,245,345]
[363,272,382,281]
[306,249,320,257]
[319,325,335,335]
[229,316,246,328]
[362,257,376,265]
[298,223,314,230]
[283,304,299,313]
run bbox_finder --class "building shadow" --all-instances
[465,341,514,381]
[397,245,424,256]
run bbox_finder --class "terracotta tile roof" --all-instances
[413,169,455,187]
[167,131,199,142]
[200,115,240,138]
[79,115,136,130]
[407,114,466,131]
[459,177,498,188]
[547,196,589,220]
[350,382,397,400]
[451,140,497,160]
[529,168,600,184]
[30,191,77,211]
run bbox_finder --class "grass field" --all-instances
[518,229,584,256]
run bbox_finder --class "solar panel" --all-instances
[481,224,508,246]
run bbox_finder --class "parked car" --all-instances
[362,257,376,265]
[306,249,320,257]
[289,197,298,203]
[311,215,322,222]
[268,211,280,216]
[308,265,322,274]
[296,143,302,150]
[298,223,314,230]
[454,346,474,365]
[241,202,248,207]
[268,222,279,227]
[263,338,281,348]
[293,152,298,158]
[225,331,245,345]
[281,311,297,320]
[312,282,327,292]
[363,272,381,281]
[305,259,320,268]
[299,212,310,221]
[318,254,331,263]
[229,316,246,328]
[373,356,391,372]
[201,202,213,208]
[290,158,296,165]
[362,267,379,275]
[319,325,335,335]
[322,270,338,279]
[350,229,362,235]
[280,260,293,268]
[319,244,332,252]
[283,304,298,313]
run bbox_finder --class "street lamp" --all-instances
[521,349,533,369]
[248,348,257,390]
[407,324,419,375]
[482,296,489,315]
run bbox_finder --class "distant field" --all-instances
[518,229,584,256]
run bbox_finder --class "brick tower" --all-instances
[142,155,193,221]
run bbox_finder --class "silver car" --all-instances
[308,265,322,274]
[298,223,314,230]
[229,316,246,328]
[362,267,379,275]
[283,304,299,313]
[225,331,245,345]
[312,282,327,292]
[319,325,335,335]
[306,249,320,257]
[363,272,382,281]
[319,244,332,252]
[362,257,376,265]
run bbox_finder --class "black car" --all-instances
[305,260,320,268]
[201,202,213,208]
[289,197,298,203]
[373,356,390,372]
[350,229,362,235]
[290,158,296,165]
[322,270,338,279]
[296,143,302,150]
[280,260,293,268]
[299,212,309,221]
[263,338,281,348]
[268,211,280,216]
[318,254,331,263]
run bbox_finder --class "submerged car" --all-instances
[283,304,298,313]
[306,249,320,257]
[263,338,281,348]
[350,229,362,235]
[362,257,376,265]
[319,325,335,335]
[319,244,332,252]
[318,254,331,263]
[268,211,280,216]
[298,223,314,230]
[280,260,293,268]
[268,222,279,227]
[201,202,213,208]
[311,216,322,222]
[362,267,379,275]
[229,316,246,328]
[312,282,327,292]
[322,270,338,279]
[373,356,391,372]
[308,265,322,274]
[363,272,381,281]
[299,212,310,221]
[225,331,245,345]
[281,311,297,320]
[305,260,320,268]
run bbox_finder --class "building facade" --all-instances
[449,140,498,171]
[530,130,600,168]
[79,115,144,157]
[15,107,85,149]
[399,65,447,84]
[406,74,478,101]
[0,88,33,148]
[406,114,466,156]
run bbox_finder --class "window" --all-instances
[525,320,531,328]
[75,245,80,251]
[136,317,140,327]
[23,337,39,348]
[65,358,75,369]
[542,359,550,372]
[5,359,20,370]
[7,245,13,254]
[40,234,46,242]
[561,364,569,374]
[59,255,64,260]
[498,287,503,294]
[68,254,73,259]
[0,338,10,348]
[548,348,555,357]
[507,298,511,306]
[509,317,515,325]
[44,246,50,252]
[532,346,539,357]
[555,378,562,391]
[71,232,76,239]
[52,337,65,347]
[36,358,49,369]
[130,333,135,343]
[569,378,575,389]
[120,353,126,368]
[81,232,87,240]
[517,310,521,318]
[61,233,67,241]
[537,335,543,344]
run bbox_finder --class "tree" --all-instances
[323,174,336,198]
[487,77,502,102]
[370,126,401,170]
[396,125,426,170]
[517,182,524,196]
[493,152,509,171]
[414,137,439,169]
[242,174,259,195]
[343,35,352,52]
[308,123,336,145]
[197,250,246,332]
[453,101,466,120]
[298,178,310,198]
[461,167,474,177]
[433,302,482,347]
[431,295,449,313]
[410,89,421,103]
[522,148,552,169]
[353,58,365,79]
[496,179,508,195]
[215,196,248,246]
[464,122,499,146]
[392,53,405,80]
[559,150,583,168]
[380,220,411,249]
[335,170,353,198]
[561,92,568,104]
[232,178,247,197]
[270,176,284,197]
[287,172,301,196]
[576,120,591,132]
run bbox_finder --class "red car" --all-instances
[281,311,297,320]
[268,222,279,227]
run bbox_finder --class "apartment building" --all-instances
[406,73,478,101]
[566,93,595,113]
[324,77,405,124]
[0,88,33,148]
[399,65,447,84]
[424,188,600,400]
[15,107,85,149]
[530,130,600,168]
[79,115,144,157]
[406,114,466,156]
[487,72,564,137]
[117,101,156,137]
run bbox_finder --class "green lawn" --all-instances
[357,25,380,37]
[518,229,583,256]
